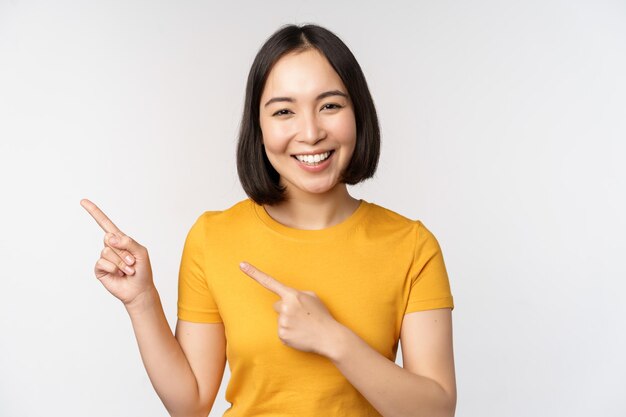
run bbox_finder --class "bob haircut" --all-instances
[236,24,380,206]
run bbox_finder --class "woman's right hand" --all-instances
[80,198,155,307]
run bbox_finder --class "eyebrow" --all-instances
[263,90,348,108]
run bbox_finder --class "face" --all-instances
[259,48,357,199]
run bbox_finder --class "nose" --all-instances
[298,112,327,145]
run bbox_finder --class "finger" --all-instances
[101,246,135,275]
[95,257,125,278]
[80,198,122,234]
[104,233,135,266]
[106,233,145,259]
[239,262,294,298]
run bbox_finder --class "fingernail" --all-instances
[109,236,118,245]
[125,255,134,265]
[124,265,134,274]
[239,262,249,270]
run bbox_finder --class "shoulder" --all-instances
[365,201,414,224]
[193,198,253,225]
[364,201,441,246]
[364,201,422,232]
[186,198,254,237]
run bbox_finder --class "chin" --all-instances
[305,188,333,195]
[302,181,341,195]
[283,175,342,196]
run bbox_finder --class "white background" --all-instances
[1,1,625,416]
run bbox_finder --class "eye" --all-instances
[272,109,293,117]
[321,103,343,111]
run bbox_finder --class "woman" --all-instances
[81,24,456,417]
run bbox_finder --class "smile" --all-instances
[292,150,334,166]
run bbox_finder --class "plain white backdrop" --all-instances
[1,1,625,416]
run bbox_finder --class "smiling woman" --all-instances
[259,48,357,202]
[237,25,380,211]
[82,23,456,417]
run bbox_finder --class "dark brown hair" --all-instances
[236,24,380,205]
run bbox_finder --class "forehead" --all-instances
[261,49,347,99]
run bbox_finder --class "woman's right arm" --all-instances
[125,288,226,417]
[81,199,225,417]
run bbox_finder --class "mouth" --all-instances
[291,150,335,166]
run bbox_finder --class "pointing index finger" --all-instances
[239,262,293,298]
[80,198,122,234]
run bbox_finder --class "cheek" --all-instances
[329,112,357,144]
[261,120,295,152]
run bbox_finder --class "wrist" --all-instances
[323,321,353,363]
[124,286,159,315]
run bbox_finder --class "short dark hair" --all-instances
[236,24,380,206]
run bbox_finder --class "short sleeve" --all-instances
[405,221,455,313]
[177,212,223,323]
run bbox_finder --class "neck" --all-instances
[263,183,360,230]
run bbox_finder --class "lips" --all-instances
[295,152,331,165]
[292,149,334,171]
[291,149,335,157]
[291,150,335,164]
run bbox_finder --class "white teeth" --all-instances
[295,151,331,164]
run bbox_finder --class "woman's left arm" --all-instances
[238,262,456,417]
[326,308,456,417]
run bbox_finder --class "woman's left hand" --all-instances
[239,261,344,357]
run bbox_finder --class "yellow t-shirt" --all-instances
[177,198,454,416]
